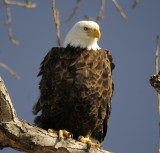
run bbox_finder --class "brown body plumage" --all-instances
[33,46,114,143]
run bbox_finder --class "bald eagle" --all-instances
[33,21,114,146]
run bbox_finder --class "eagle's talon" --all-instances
[48,129,58,134]
[62,130,73,138]
[78,136,101,148]
[68,132,73,139]
[48,129,72,140]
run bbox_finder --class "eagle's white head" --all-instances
[63,21,101,50]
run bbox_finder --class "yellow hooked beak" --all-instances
[88,28,101,40]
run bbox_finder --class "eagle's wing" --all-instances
[32,47,84,129]
[32,47,63,115]
[90,50,114,142]
[102,50,114,141]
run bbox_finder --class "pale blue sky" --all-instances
[0,0,160,153]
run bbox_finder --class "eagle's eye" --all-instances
[83,27,90,31]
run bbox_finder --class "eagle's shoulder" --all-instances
[38,47,64,76]
[103,49,115,71]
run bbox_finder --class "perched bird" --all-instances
[33,21,114,147]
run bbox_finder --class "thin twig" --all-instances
[64,0,81,23]
[132,0,139,9]
[52,0,61,47]
[155,35,160,153]
[96,0,105,23]
[4,0,36,8]
[0,63,20,79]
[5,3,20,45]
[112,0,128,21]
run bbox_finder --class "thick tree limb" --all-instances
[0,77,112,153]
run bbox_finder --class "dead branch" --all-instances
[149,35,160,153]
[0,77,18,122]
[4,0,36,8]
[52,0,61,47]
[149,36,160,95]
[132,0,139,9]
[2,0,37,45]
[0,77,113,152]
[84,0,105,23]
[96,0,105,23]
[64,0,81,23]
[0,63,20,79]
[155,35,160,153]
[112,0,128,21]
[5,3,20,45]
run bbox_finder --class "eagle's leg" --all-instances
[48,129,73,140]
[78,136,101,147]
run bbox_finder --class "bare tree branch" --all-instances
[132,0,139,9]
[96,0,105,23]
[0,77,18,122]
[0,77,112,153]
[0,63,20,79]
[52,0,61,47]
[149,36,160,153]
[84,0,105,23]
[155,35,160,153]
[112,0,128,21]
[4,0,36,8]
[5,3,20,45]
[64,0,81,23]
[2,0,37,45]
